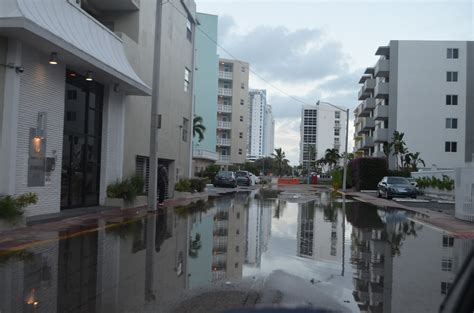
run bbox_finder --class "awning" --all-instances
[0,0,151,96]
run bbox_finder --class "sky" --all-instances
[196,0,473,165]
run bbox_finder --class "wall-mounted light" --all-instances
[49,52,58,65]
[1,63,24,73]
[85,71,93,81]
[32,136,43,154]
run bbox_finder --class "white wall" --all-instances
[316,104,347,160]
[396,41,468,169]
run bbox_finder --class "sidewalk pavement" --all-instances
[340,190,474,238]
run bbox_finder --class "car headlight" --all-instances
[389,187,396,192]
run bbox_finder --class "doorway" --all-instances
[61,70,104,209]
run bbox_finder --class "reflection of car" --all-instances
[407,177,418,190]
[213,171,237,188]
[377,176,417,199]
[235,171,253,186]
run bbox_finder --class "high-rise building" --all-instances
[247,89,275,160]
[216,59,250,166]
[192,13,219,174]
[354,40,474,169]
[299,104,347,169]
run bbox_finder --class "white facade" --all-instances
[355,40,474,169]
[299,103,347,168]
[247,89,275,160]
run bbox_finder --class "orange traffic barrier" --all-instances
[277,178,300,185]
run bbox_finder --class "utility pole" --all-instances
[148,0,164,212]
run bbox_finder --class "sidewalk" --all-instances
[340,190,474,238]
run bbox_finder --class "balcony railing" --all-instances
[218,87,233,97]
[217,104,232,113]
[219,71,233,80]
[218,155,231,163]
[362,98,376,113]
[212,270,226,281]
[193,149,218,161]
[374,128,388,143]
[374,82,389,99]
[375,58,390,78]
[362,117,375,130]
[362,137,374,148]
[373,105,389,121]
[217,138,231,146]
[217,121,232,129]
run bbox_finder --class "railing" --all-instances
[219,155,231,163]
[212,270,226,281]
[193,149,218,161]
[217,104,232,113]
[217,121,232,129]
[219,71,233,80]
[218,88,233,97]
[216,138,231,146]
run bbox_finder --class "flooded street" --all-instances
[0,190,472,313]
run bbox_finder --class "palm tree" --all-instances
[406,152,425,171]
[272,148,289,177]
[324,148,341,170]
[193,115,206,142]
[390,131,406,170]
[308,145,316,171]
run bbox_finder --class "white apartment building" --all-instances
[216,58,250,166]
[299,104,347,169]
[247,89,275,161]
[354,40,474,169]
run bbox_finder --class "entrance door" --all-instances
[61,70,103,209]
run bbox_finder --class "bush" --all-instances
[189,178,208,193]
[107,175,144,202]
[331,167,352,190]
[350,157,388,191]
[175,179,192,192]
[416,175,454,191]
[196,164,220,182]
[0,192,37,220]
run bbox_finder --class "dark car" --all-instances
[377,176,417,199]
[213,171,237,188]
[235,171,252,186]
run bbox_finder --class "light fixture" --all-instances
[33,136,42,154]
[49,52,58,65]
[85,71,93,81]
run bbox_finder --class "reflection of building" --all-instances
[297,202,315,258]
[245,194,272,266]
[247,89,275,161]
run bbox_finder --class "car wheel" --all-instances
[386,191,392,200]
[377,190,381,198]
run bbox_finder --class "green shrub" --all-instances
[175,179,192,192]
[350,158,388,191]
[107,175,144,202]
[331,167,352,190]
[196,164,221,182]
[189,178,208,193]
[416,175,454,191]
[0,192,37,220]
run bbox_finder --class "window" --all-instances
[447,71,458,82]
[447,48,459,59]
[445,142,457,152]
[442,235,454,247]
[235,246,239,252]
[67,90,77,100]
[446,118,458,129]
[441,282,452,295]
[236,229,240,235]
[241,66,246,72]
[239,132,243,139]
[238,149,242,155]
[182,118,189,142]
[446,95,458,105]
[237,212,240,219]
[186,16,193,41]
[240,116,244,122]
[334,129,340,136]
[335,111,341,119]
[240,99,244,105]
[184,68,191,92]
[241,83,245,89]
[234,262,239,268]
[441,257,453,272]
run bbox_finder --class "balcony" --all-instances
[218,155,231,164]
[212,270,226,281]
[375,59,390,78]
[219,71,233,80]
[217,121,232,129]
[86,0,140,10]
[374,82,389,99]
[217,138,231,146]
[218,88,233,97]
[362,117,375,131]
[374,128,388,143]
[362,98,376,114]
[362,137,374,149]
[373,105,389,121]
[193,148,218,161]
[363,78,376,93]
[355,138,363,151]
[217,104,232,113]
[373,150,385,158]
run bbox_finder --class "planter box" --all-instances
[420,187,454,201]
[173,191,193,199]
[104,195,148,209]
[0,216,26,233]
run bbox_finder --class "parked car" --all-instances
[213,171,237,188]
[407,177,419,190]
[377,176,417,199]
[235,171,253,186]
[254,175,261,184]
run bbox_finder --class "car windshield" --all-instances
[387,177,410,184]
[235,171,248,177]
[218,171,232,177]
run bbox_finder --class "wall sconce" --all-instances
[85,71,93,81]
[31,112,47,154]
[49,52,58,65]
[1,63,24,73]
[32,136,42,153]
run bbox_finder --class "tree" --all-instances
[272,148,289,177]
[405,152,425,171]
[308,145,317,172]
[324,148,341,171]
[193,115,206,142]
[383,142,391,169]
[390,131,407,170]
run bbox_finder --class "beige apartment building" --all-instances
[216,58,250,166]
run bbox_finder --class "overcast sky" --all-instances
[196,0,473,165]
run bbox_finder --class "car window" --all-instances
[236,171,247,177]
[218,171,232,177]
[387,177,410,184]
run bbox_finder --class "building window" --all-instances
[241,66,246,72]
[441,282,452,295]
[447,71,458,82]
[441,257,453,272]
[447,48,459,59]
[184,68,191,92]
[237,212,240,219]
[238,149,242,155]
[235,262,239,268]
[240,99,244,105]
[442,235,454,247]
[235,246,239,252]
[182,118,189,142]
[239,132,243,139]
[446,118,458,129]
[240,116,244,122]
[334,129,340,136]
[186,16,193,41]
[335,111,341,119]
[241,83,245,89]
[236,229,240,235]
[445,142,457,152]
[67,90,77,100]
[446,95,458,105]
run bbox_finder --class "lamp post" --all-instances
[316,100,350,192]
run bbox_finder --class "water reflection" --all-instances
[0,191,472,313]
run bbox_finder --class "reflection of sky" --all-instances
[270,202,299,239]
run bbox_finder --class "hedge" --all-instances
[350,157,388,191]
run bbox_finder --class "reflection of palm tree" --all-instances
[272,148,289,177]
[193,115,206,142]
[189,233,202,258]
[274,199,286,219]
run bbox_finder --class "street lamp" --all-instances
[316,100,350,192]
